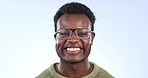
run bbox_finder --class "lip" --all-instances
[64,44,83,49]
[64,47,83,55]
[66,48,81,51]
[64,49,83,55]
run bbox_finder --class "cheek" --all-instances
[56,40,61,50]
[83,38,91,46]
[56,39,66,51]
[55,39,63,57]
[80,38,91,52]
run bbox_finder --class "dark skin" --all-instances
[54,14,95,78]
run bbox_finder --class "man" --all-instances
[36,2,114,78]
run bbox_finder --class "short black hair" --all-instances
[54,2,96,32]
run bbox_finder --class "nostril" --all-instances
[67,37,79,43]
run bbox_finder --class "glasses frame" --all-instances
[55,28,92,39]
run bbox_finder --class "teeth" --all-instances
[66,48,80,51]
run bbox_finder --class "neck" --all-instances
[55,59,93,78]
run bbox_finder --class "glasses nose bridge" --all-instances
[69,29,78,38]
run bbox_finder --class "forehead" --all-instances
[57,14,91,30]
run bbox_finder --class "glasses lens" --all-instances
[56,29,71,39]
[56,28,91,39]
[76,29,91,38]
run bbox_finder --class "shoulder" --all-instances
[90,62,114,78]
[35,64,54,78]
[35,63,67,78]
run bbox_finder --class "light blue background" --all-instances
[0,0,148,78]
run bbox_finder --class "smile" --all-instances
[66,48,81,51]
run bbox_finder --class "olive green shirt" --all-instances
[35,62,114,78]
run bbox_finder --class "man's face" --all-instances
[55,14,95,63]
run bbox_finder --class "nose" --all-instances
[67,32,79,43]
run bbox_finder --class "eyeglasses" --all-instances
[55,28,92,39]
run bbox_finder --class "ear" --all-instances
[90,32,95,45]
[54,34,56,40]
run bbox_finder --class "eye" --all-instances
[58,32,70,38]
[77,32,89,37]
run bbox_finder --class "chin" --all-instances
[62,57,88,64]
